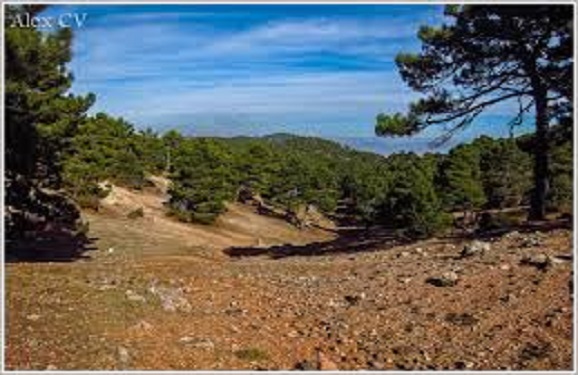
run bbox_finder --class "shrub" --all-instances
[234,348,269,361]
[477,211,522,232]
[127,207,144,219]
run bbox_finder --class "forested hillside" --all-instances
[4,5,573,260]
[61,112,573,238]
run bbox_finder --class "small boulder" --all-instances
[148,284,191,313]
[426,271,459,287]
[521,254,553,271]
[125,290,146,303]
[461,240,491,258]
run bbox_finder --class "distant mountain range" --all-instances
[328,136,459,155]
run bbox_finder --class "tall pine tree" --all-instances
[375,5,573,220]
[6,5,94,244]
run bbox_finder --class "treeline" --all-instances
[60,113,573,238]
[5,4,573,250]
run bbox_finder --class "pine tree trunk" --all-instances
[528,91,550,221]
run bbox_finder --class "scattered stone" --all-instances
[179,337,215,350]
[367,360,385,370]
[327,298,347,308]
[499,293,516,304]
[499,264,511,271]
[505,231,520,239]
[45,364,58,370]
[520,234,543,248]
[125,289,146,303]
[520,254,553,271]
[117,346,130,365]
[26,314,41,321]
[287,330,300,338]
[344,294,365,306]
[317,350,339,370]
[148,283,191,313]
[294,360,317,370]
[426,271,459,287]
[398,251,410,258]
[131,320,153,332]
[461,240,491,258]
[454,360,475,369]
[445,312,479,326]
[519,341,552,362]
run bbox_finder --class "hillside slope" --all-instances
[88,181,334,259]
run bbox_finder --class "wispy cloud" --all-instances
[201,18,417,57]
[46,4,524,149]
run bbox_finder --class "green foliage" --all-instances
[134,128,166,175]
[62,113,147,207]
[375,5,573,220]
[439,144,485,212]
[381,154,451,238]
[6,4,572,252]
[5,5,94,243]
[162,129,185,173]
[127,207,145,219]
[234,348,269,361]
[549,140,573,213]
[477,211,523,233]
[375,113,419,137]
[476,137,532,209]
[168,139,237,224]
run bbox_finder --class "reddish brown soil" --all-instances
[5,186,574,371]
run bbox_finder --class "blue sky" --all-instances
[43,4,533,154]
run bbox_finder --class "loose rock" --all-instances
[117,346,130,365]
[461,240,491,258]
[125,289,146,303]
[426,271,459,287]
[149,283,191,312]
[179,337,215,350]
[520,254,553,271]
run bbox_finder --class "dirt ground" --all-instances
[4,185,574,371]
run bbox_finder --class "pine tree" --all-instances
[5,5,94,245]
[375,5,573,220]
[440,144,486,215]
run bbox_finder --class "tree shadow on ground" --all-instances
[472,216,573,240]
[224,227,415,259]
[224,217,572,260]
[5,234,98,263]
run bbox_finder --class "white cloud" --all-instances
[201,18,417,57]
[67,6,520,143]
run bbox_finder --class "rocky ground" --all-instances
[4,186,574,371]
[6,227,573,370]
